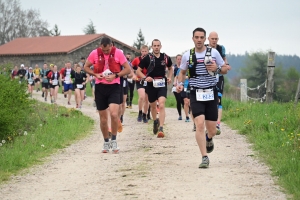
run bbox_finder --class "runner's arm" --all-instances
[83,60,96,77]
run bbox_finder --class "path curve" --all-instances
[0,91,286,200]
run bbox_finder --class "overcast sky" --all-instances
[21,0,300,57]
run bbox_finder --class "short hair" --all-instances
[193,27,206,37]
[126,52,131,55]
[175,54,182,59]
[75,63,81,68]
[66,61,72,64]
[100,37,112,47]
[81,57,85,60]
[151,39,161,46]
[141,45,148,50]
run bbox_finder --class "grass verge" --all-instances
[222,98,300,199]
[0,102,94,183]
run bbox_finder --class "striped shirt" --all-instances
[180,48,224,89]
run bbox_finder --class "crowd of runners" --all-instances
[4,27,230,168]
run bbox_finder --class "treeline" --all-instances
[227,52,300,79]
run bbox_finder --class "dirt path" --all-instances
[0,91,286,200]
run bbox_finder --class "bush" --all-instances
[0,74,34,140]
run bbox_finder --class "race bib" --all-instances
[153,78,165,88]
[143,81,147,86]
[77,84,83,89]
[196,89,214,101]
[127,78,133,83]
[123,80,126,87]
[52,80,58,85]
[184,88,187,92]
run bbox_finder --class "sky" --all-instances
[21,0,300,57]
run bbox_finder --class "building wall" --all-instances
[0,37,137,69]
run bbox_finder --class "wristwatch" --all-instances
[114,73,119,78]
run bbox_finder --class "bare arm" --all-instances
[166,66,173,84]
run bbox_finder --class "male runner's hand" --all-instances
[95,73,103,80]
[205,60,218,72]
[105,74,115,82]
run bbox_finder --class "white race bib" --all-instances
[143,81,147,86]
[28,79,33,85]
[77,84,83,89]
[64,80,70,84]
[196,89,214,101]
[127,78,133,83]
[153,78,165,88]
[52,80,58,85]
[184,88,187,92]
[123,80,126,87]
[171,86,176,92]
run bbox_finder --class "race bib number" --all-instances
[52,80,58,85]
[143,81,147,86]
[196,89,214,101]
[123,80,126,87]
[153,78,165,88]
[77,84,83,89]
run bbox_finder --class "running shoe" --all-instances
[206,132,214,153]
[118,120,123,133]
[111,140,120,153]
[42,92,44,97]
[44,98,47,102]
[185,117,190,122]
[178,116,182,120]
[157,127,164,138]
[51,99,54,104]
[142,116,148,123]
[147,114,151,120]
[153,119,159,135]
[137,114,142,122]
[199,156,210,168]
[102,142,110,153]
[216,124,221,135]
[64,94,67,98]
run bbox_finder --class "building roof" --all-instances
[0,34,138,56]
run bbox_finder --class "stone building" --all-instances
[0,34,139,68]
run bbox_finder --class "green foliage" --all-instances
[0,103,93,182]
[133,29,151,56]
[0,75,33,140]
[223,99,300,199]
[83,20,96,35]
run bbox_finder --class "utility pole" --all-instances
[266,52,275,103]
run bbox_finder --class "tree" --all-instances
[50,24,61,36]
[133,29,150,56]
[83,20,96,35]
[0,0,49,45]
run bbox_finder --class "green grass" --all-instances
[0,102,94,183]
[222,99,300,199]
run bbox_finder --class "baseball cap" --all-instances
[21,64,24,67]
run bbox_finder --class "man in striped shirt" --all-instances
[176,27,228,168]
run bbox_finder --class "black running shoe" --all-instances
[206,132,214,153]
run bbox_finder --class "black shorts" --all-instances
[74,84,86,90]
[190,87,218,121]
[95,83,121,110]
[136,81,146,90]
[181,90,190,99]
[145,83,167,103]
[50,84,60,89]
[34,78,40,83]
[216,76,224,95]
[42,82,50,89]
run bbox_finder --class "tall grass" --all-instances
[222,99,300,199]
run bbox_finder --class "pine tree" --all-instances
[133,29,150,56]
[83,20,96,35]
[50,24,61,36]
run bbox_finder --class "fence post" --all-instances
[266,52,275,103]
[240,79,247,102]
[294,78,300,106]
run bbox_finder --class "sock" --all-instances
[104,138,109,142]
[111,135,117,140]
[206,133,212,141]
[159,126,163,131]
[203,155,208,159]
[142,113,146,117]
[186,116,190,120]
[139,110,142,115]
